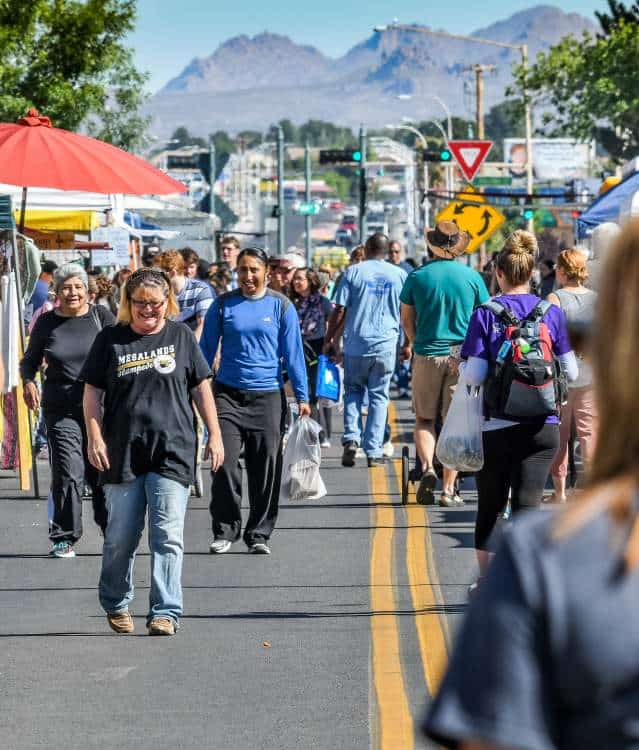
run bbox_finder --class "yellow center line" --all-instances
[387,402,450,698]
[369,459,414,750]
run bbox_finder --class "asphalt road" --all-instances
[0,396,479,750]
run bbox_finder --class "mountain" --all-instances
[146,5,596,138]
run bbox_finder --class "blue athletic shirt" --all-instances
[200,289,309,402]
[334,259,407,356]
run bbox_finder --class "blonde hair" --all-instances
[496,230,537,286]
[554,220,639,569]
[557,248,588,283]
[117,268,179,323]
[156,249,185,275]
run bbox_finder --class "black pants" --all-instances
[474,422,559,550]
[210,384,287,544]
[45,409,107,543]
[306,337,332,440]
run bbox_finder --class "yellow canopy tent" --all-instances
[12,209,100,232]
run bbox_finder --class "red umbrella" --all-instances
[0,109,186,196]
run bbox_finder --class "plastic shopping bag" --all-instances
[316,354,341,402]
[435,371,484,472]
[280,416,327,502]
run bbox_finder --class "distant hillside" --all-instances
[146,5,596,138]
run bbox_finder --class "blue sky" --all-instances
[130,0,608,92]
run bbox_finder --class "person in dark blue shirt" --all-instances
[200,247,310,555]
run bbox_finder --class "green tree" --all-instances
[323,171,353,202]
[0,0,150,151]
[169,126,206,148]
[511,20,639,161]
[596,0,639,35]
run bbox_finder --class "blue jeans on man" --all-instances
[343,350,395,458]
[99,473,189,627]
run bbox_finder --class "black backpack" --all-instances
[483,299,567,420]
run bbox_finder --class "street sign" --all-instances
[297,202,320,216]
[448,140,493,182]
[436,194,506,254]
[474,176,512,187]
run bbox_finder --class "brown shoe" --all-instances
[147,617,176,636]
[106,610,134,634]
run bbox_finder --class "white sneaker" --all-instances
[248,542,270,555]
[382,440,395,458]
[355,447,366,458]
[320,439,331,448]
[209,539,232,554]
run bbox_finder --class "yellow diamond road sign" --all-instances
[436,195,506,254]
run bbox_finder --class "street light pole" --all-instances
[304,141,312,266]
[277,126,285,254]
[358,126,367,243]
[386,123,429,232]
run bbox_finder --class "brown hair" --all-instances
[350,245,365,264]
[179,247,199,267]
[95,274,112,300]
[220,235,240,250]
[554,220,639,569]
[557,248,588,283]
[290,268,321,303]
[157,249,185,275]
[118,267,179,323]
[496,230,537,286]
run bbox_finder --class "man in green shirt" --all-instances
[400,221,489,506]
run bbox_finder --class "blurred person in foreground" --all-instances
[424,221,639,749]
[83,268,223,635]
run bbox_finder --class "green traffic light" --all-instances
[523,209,535,220]
[352,150,362,162]
[440,149,451,161]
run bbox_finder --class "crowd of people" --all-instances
[18,220,610,647]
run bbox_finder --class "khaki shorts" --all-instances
[412,354,458,421]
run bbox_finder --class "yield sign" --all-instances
[448,140,493,182]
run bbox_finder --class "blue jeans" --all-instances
[99,473,189,626]
[343,351,395,458]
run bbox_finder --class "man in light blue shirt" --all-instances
[325,233,407,466]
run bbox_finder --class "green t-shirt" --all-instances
[400,259,489,356]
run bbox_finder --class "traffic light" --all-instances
[523,207,535,221]
[423,149,452,163]
[319,149,363,165]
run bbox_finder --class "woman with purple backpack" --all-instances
[459,231,578,593]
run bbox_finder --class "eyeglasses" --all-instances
[130,298,166,310]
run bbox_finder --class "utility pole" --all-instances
[521,44,535,233]
[470,63,495,267]
[358,126,367,243]
[208,136,217,258]
[277,126,285,254]
[304,141,312,266]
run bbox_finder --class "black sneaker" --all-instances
[367,456,386,468]
[341,441,358,467]
[416,469,438,505]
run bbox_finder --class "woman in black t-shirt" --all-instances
[82,267,224,636]
[20,263,115,559]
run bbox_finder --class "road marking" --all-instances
[387,402,449,698]
[369,459,414,749]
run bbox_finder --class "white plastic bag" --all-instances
[436,371,484,472]
[280,416,327,502]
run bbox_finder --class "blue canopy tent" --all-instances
[576,171,639,240]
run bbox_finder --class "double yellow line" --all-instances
[369,402,449,748]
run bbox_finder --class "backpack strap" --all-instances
[524,299,552,323]
[482,299,520,327]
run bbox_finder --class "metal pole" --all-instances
[358,126,367,243]
[475,65,485,140]
[522,44,535,233]
[277,126,285,255]
[304,142,312,267]
[11,200,40,498]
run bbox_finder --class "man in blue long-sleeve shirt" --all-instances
[199,247,309,555]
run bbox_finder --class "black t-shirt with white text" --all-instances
[81,320,211,487]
